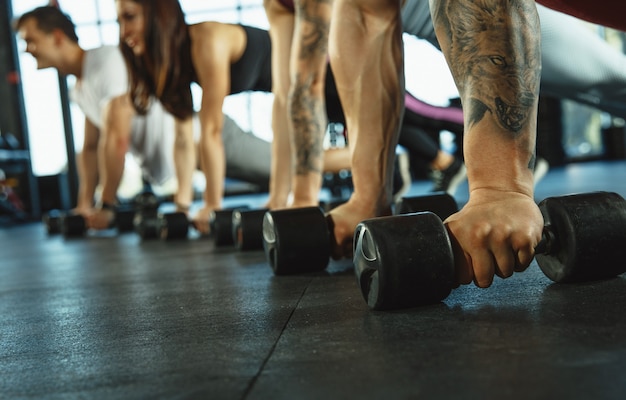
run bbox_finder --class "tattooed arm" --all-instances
[265,0,333,208]
[289,0,332,206]
[430,0,544,288]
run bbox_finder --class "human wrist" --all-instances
[99,200,117,211]
[174,201,191,212]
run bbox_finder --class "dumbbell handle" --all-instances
[534,225,556,255]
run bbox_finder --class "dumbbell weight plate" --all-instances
[62,213,86,237]
[134,212,161,239]
[43,210,63,235]
[536,191,626,282]
[395,192,458,220]
[159,212,189,240]
[211,206,249,246]
[232,208,268,251]
[115,208,136,232]
[353,212,455,310]
[263,207,330,275]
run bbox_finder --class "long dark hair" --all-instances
[119,0,195,119]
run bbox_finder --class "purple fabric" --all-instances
[405,93,464,125]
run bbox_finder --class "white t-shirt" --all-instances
[69,46,175,184]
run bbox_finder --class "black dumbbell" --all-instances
[42,210,88,237]
[133,192,162,239]
[232,208,269,251]
[263,206,331,275]
[42,209,63,235]
[64,208,135,237]
[62,212,88,237]
[394,191,458,219]
[353,191,626,311]
[114,206,137,233]
[263,193,458,275]
[137,205,249,241]
[210,206,250,246]
[236,198,348,254]
[157,212,192,240]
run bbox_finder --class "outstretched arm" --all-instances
[430,0,544,287]
[86,95,133,229]
[188,23,233,233]
[264,0,296,209]
[75,117,100,213]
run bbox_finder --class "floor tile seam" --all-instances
[239,277,313,399]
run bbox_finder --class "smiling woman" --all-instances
[11,0,271,181]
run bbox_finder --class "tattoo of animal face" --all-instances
[431,0,541,135]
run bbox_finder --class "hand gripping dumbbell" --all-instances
[136,204,249,241]
[263,193,459,275]
[232,202,349,252]
[232,208,269,251]
[43,205,135,237]
[353,191,626,311]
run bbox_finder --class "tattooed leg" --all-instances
[289,0,333,207]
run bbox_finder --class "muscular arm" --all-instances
[98,95,133,205]
[84,95,133,230]
[76,117,100,211]
[264,0,295,208]
[430,0,544,287]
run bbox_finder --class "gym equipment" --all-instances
[232,208,269,251]
[43,206,135,237]
[263,206,330,275]
[263,193,458,275]
[133,191,162,239]
[211,206,249,246]
[42,209,63,235]
[394,191,458,220]
[353,191,626,310]
[137,204,249,241]
[157,212,192,240]
[234,200,353,252]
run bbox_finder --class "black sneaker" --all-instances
[431,158,467,195]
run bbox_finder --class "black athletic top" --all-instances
[229,25,273,94]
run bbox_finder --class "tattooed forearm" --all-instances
[290,76,326,175]
[295,0,332,59]
[430,0,541,135]
[287,0,331,175]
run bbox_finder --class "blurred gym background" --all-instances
[1,0,625,225]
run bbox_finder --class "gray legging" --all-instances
[401,0,626,119]
[222,114,271,189]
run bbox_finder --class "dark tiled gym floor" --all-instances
[1,160,625,399]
